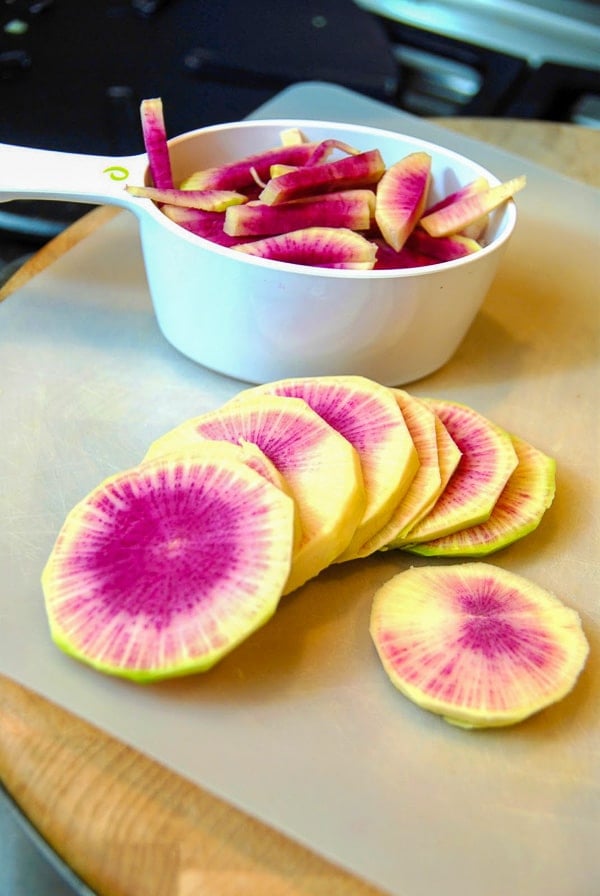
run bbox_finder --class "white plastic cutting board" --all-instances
[1,84,599,896]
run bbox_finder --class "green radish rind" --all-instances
[42,453,295,682]
[370,563,589,728]
[395,398,519,545]
[405,433,556,557]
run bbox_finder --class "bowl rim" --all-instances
[138,117,518,279]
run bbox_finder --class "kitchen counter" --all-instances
[1,108,598,896]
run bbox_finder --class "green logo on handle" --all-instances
[103,165,129,181]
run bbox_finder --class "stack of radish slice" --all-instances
[41,374,589,729]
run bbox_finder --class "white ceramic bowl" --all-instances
[0,120,517,385]
[139,119,516,385]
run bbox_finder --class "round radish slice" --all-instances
[370,563,589,728]
[146,395,366,593]
[399,398,519,544]
[42,453,295,681]
[354,389,443,557]
[406,433,556,557]
[233,376,418,561]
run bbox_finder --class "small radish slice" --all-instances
[405,433,556,557]
[423,176,489,216]
[125,185,247,212]
[279,127,309,146]
[147,396,366,593]
[234,376,419,561]
[374,151,432,252]
[180,142,320,192]
[160,205,247,247]
[233,227,377,269]
[259,149,386,205]
[423,177,490,241]
[419,175,526,238]
[354,389,442,557]
[399,398,519,544]
[223,190,375,238]
[405,229,481,262]
[140,98,174,190]
[370,563,589,728]
[305,139,361,165]
[42,453,295,681]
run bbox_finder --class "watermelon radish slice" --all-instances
[125,185,247,212]
[419,175,526,238]
[405,433,556,557]
[375,151,431,252]
[146,395,366,593]
[406,229,481,262]
[370,563,589,728]
[355,389,445,557]
[180,142,321,192]
[140,98,174,190]
[223,190,375,238]
[279,127,309,146]
[160,205,248,247]
[233,227,377,269]
[234,376,419,561]
[399,398,519,544]
[423,176,489,216]
[423,175,490,240]
[41,453,295,681]
[259,149,386,205]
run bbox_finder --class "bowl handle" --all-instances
[0,142,146,211]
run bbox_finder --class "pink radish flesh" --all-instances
[42,457,294,679]
[140,98,174,190]
[259,150,386,205]
[224,190,374,238]
[233,227,377,267]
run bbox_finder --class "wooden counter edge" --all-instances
[0,673,386,896]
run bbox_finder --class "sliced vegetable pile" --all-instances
[126,97,526,270]
[42,374,589,729]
